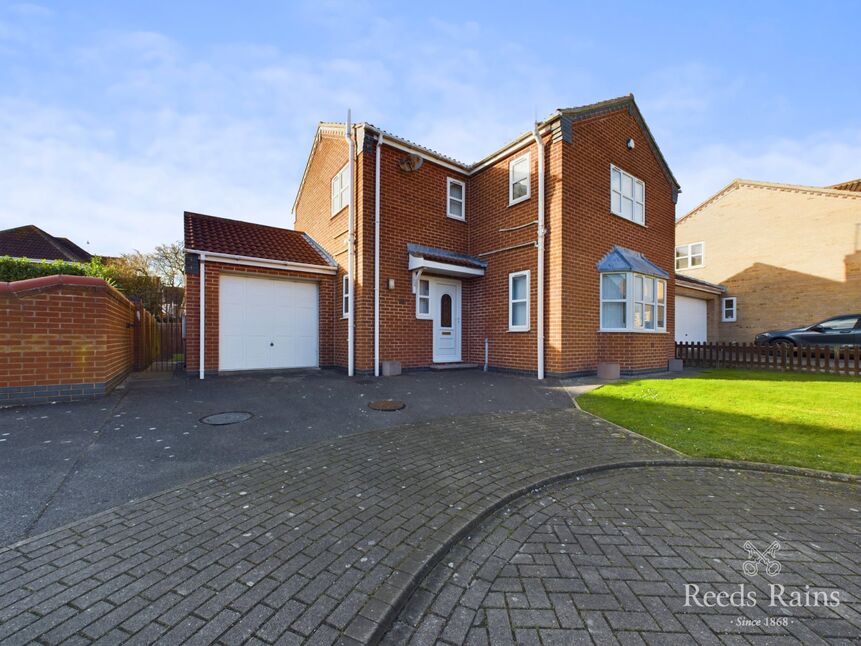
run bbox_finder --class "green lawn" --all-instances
[577,369,861,475]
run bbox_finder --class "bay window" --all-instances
[601,272,666,332]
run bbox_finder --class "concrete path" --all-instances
[0,370,571,545]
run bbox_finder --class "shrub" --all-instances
[0,256,165,313]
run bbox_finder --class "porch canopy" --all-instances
[407,243,486,278]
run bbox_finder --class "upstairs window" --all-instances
[331,164,350,216]
[447,178,465,220]
[600,272,666,332]
[676,242,705,270]
[610,164,645,225]
[509,153,530,205]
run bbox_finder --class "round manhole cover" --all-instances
[200,411,253,425]
[368,399,405,412]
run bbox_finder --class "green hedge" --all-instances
[0,256,165,313]
[0,256,116,283]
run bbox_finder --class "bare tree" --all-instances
[114,250,153,276]
[150,242,185,287]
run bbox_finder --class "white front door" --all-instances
[431,279,462,363]
[675,295,708,343]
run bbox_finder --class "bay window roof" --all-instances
[596,245,669,279]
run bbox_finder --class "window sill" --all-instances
[331,206,348,219]
[608,211,647,228]
[446,214,466,222]
[416,314,432,321]
[677,265,705,271]
[508,327,531,333]
[509,195,530,207]
[599,328,667,334]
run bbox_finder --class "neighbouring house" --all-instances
[675,179,861,343]
[0,225,92,262]
[184,95,681,378]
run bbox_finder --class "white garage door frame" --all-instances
[218,272,320,372]
[675,295,708,343]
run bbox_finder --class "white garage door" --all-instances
[219,274,319,371]
[675,295,708,343]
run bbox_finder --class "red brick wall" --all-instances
[357,141,471,371]
[185,261,335,374]
[0,275,134,390]
[563,108,677,373]
[294,132,351,368]
[466,137,549,372]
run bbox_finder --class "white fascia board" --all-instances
[186,249,337,275]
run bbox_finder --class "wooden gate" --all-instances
[132,298,186,372]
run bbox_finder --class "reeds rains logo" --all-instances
[684,540,841,610]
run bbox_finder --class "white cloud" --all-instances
[0,9,855,257]
[675,129,861,215]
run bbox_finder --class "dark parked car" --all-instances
[755,314,861,347]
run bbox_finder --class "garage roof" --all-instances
[184,212,335,267]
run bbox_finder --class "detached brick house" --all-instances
[185,95,680,378]
[675,178,861,343]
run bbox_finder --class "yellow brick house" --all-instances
[674,179,861,343]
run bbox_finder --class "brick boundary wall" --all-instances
[0,275,135,406]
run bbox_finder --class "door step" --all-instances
[430,363,480,371]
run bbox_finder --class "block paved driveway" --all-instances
[1,397,859,645]
[386,467,861,645]
[0,370,571,546]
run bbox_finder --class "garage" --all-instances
[675,294,708,343]
[219,274,319,371]
[184,211,337,377]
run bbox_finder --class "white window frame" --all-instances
[331,163,350,216]
[416,278,431,319]
[508,270,530,332]
[675,242,705,270]
[600,272,667,333]
[721,297,737,322]
[446,178,466,221]
[610,164,645,225]
[509,152,531,206]
[342,274,350,319]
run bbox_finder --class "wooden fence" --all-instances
[676,342,861,377]
[132,300,159,370]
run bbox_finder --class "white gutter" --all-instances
[184,249,337,275]
[533,124,546,380]
[345,110,355,377]
[374,132,383,377]
[199,252,206,380]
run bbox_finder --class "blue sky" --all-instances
[1,1,859,255]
